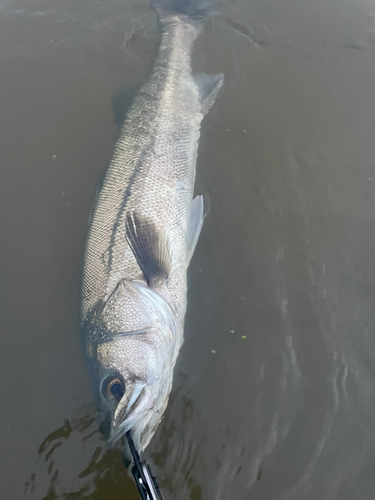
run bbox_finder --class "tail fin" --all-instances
[150,0,218,24]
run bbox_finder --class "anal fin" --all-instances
[125,212,171,287]
[194,73,224,114]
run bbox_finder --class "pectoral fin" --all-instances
[186,195,204,264]
[194,73,224,114]
[125,212,171,287]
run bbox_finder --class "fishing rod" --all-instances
[126,431,164,500]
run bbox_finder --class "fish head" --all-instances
[84,281,179,451]
[95,329,172,449]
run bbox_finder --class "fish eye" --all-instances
[104,377,125,401]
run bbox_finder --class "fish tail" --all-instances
[150,0,218,26]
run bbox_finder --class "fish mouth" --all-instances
[108,421,129,444]
[108,382,149,443]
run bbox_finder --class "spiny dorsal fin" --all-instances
[125,212,171,287]
[194,73,224,114]
[88,171,105,226]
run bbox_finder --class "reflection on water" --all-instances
[24,387,204,500]
[151,376,204,499]
[24,405,138,500]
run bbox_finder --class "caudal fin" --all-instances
[150,0,218,24]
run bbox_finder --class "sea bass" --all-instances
[80,0,223,452]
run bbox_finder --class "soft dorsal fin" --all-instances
[186,195,204,264]
[194,73,224,114]
[125,212,171,288]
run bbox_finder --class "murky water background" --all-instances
[2,0,375,498]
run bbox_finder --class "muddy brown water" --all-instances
[2,0,375,498]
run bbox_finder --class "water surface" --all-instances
[1,0,375,498]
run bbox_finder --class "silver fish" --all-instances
[80,0,223,453]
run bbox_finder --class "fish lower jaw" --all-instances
[108,423,128,444]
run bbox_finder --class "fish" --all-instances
[80,0,223,453]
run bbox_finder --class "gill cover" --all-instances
[102,279,176,342]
